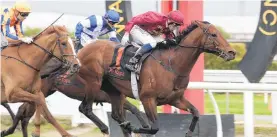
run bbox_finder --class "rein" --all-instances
[150,22,218,77]
[1,13,75,72]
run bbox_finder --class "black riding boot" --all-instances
[125,43,152,72]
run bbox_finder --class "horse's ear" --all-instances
[194,20,201,25]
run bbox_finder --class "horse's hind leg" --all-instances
[20,103,36,137]
[123,100,149,128]
[171,96,199,137]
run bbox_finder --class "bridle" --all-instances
[1,26,76,72]
[151,21,221,77]
[176,21,220,52]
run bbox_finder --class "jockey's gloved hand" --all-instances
[19,37,33,44]
[166,39,177,45]
[121,33,129,46]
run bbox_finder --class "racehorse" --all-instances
[77,20,236,137]
[1,25,80,137]
[1,58,148,137]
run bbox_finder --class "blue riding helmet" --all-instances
[104,10,120,23]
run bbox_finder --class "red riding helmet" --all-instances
[167,10,184,25]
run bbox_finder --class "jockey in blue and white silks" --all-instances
[74,9,120,53]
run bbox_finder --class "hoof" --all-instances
[31,133,40,137]
[1,130,6,137]
[185,131,193,137]
[103,134,109,137]
[101,127,109,134]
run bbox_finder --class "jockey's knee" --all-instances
[149,41,157,48]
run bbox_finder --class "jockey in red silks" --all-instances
[121,10,184,72]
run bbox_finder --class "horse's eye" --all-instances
[62,43,67,48]
[211,34,217,37]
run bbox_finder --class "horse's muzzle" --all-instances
[225,51,236,61]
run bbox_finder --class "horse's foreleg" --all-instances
[1,103,35,137]
[6,87,41,104]
[109,92,133,137]
[171,96,199,137]
[134,97,159,135]
[32,102,41,137]
[34,91,74,137]
[123,100,149,128]
[0,115,20,137]
[21,103,36,137]
[78,97,109,134]
[21,116,32,137]
[1,103,15,120]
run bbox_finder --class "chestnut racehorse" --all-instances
[77,21,236,137]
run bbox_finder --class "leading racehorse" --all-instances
[1,25,80,137]
[77,20,236,137]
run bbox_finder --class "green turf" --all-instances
[1,115,72,137]
[205,93,272,115]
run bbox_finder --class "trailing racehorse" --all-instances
[1,25,80,137]
[1,58,148,137]
[77,20,236,137]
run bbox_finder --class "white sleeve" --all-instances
[80,18,91,28]
[108,31,117,38]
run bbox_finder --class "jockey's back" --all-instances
[75,15,116,40]
[74,10,120,53]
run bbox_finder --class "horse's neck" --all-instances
[172,47,201,76]
[20,35,56,71]
[170,28,204,77]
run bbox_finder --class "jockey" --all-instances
[121,10,184,72]
[1,0,33,48]
[74,9,120,53]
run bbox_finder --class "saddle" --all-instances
[107,42,151,80]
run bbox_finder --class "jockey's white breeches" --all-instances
[130,25,164,48]
[80,32,98,46]
[1,33,8,47]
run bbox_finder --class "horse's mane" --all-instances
[40,25,68,36]
[158,21,211,49]
[181,20,211,36]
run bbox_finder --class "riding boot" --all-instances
[125,43,152,72]
[75,43,83,53]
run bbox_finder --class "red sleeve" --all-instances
[125,11,167,33]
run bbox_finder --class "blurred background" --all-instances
[1,0,277,137]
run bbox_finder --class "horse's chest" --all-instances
[21,78,41,93]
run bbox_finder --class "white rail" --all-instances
[187,82,277,137]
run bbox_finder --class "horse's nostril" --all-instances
[73,64,79,68]
[228,51,236,56]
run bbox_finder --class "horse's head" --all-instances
[178,20,236,61]
[36,25,81,74]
